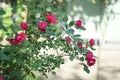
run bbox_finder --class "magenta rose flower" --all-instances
[77,42,82,49]
[20,22,28,30]
[0,76,4,80]
[38,22,48,32]
[15,32,26,43]
[89,39,95,46]
[75,20,82,27]
[65,36,72,45]
[86,51,93,60]
[46,14,57,24]
[87,58,96,66]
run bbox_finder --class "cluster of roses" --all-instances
[65,36,96,66]
[65,21,96,66]
[8,13,96,66]
[8,14,56,45]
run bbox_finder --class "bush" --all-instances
[0,0,96,80]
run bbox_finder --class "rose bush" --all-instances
[0,0,96,80]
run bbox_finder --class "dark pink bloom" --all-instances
[46,14,57,24]
[20,22,28,30]
[87,58,96,66]
[75,20,82,27]
[0,76,4,80]
[38,22,48,32]
[15,32,26,43]
[8,32,26,45]
[8,39,19,45]
[86,51,93,60]
[89,39,95,46]
[77,42,82,49]
[65,36,72,45]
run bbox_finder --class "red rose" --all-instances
[15,32,26,43]
[87,58,96,66]
[8,39,19,45]
[65,36,72,45]
[20,22,28,30]
[77,42,82,49]
[89,39,95,46]
[8,32,26,45]
[86,51,93,60]
[38,22,48,32]
[75,20,82,27]
[46,14,56,24]
[0,76,4,80]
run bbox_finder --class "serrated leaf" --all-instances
[79,26,86,31]
[69,21,75,27]
[66,29,74,35]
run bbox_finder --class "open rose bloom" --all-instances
[8,32,26,45]
[86,51,96,66]
[38,22,48,32]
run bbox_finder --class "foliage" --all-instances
[0,0,96,80]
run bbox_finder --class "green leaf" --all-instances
[31,72,36,79]
[74,34,81,38]
[52,71,56,75]
[0,9,6,15]
[90,46,96,50]
[79,57,84,61]
[0,52,10,61]
[66,29,74,35]
[1,25,8,32]
[79,26,86,31]
[69,55,74,61]
[62,15,68,22]
[75,38,84,43]
[81,63,90,73]
[30,14,35,19]
[84,65,90,73]
[69,21,75,27]
[10,25,17,34]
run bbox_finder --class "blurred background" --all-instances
[0,0,120,80]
